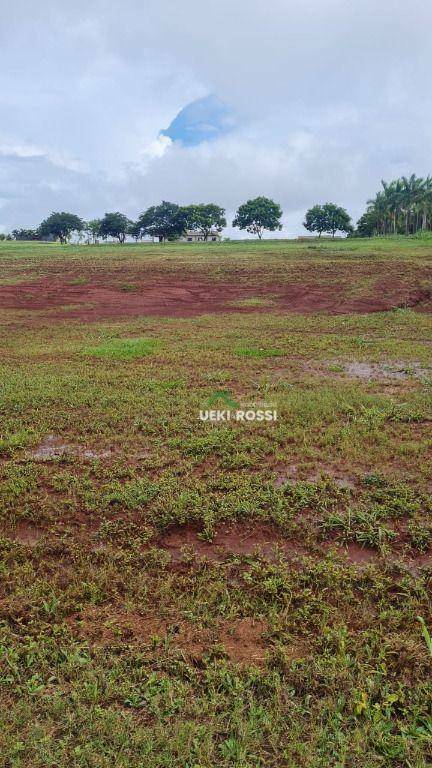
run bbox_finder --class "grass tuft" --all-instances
[82,337,160,360]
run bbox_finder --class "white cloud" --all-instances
[0,141,86,173]
[1,0,431,233]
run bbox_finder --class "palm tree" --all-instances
[381,179,403,234]
[419,176,432,230]
[400,175,424,234]
[360,174,432,236]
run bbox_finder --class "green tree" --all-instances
[38,212,84,244]
[232,197,282,239]
[182,203,226,240]
[320,203,353,237]
[303,205,328,237]
[359,174,432,237]
[128,221,143,242]
[400,174,426,235]
[98,212,131,244]
[12,228,41,241]
[353,210,379,237]
[137,202,186,242]
[85,219,102,244]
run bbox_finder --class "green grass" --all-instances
[83,337,160,360]
[0,237,431,767]
[235,346,285,358]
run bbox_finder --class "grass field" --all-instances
[0,237,431,767]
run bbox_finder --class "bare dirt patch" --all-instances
[69,606,270,664]
[219,618,268,665]
[159,521,381,567]
[70,607,169,646]
[159,522,307,563]
[1,268,430,321]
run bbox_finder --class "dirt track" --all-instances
[0,270,430,320]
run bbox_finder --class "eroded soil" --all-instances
[159,522,306,563]
[0,265,430,320]
[68,606,270,665]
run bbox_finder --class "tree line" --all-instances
[11,198,283,244]
[9,197,355,243]
[356,175,432,237]
[12,176,430,243]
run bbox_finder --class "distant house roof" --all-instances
[184,229,221,236]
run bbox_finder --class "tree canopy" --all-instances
[128,220,143,242]
[356,175,432,236]
[38,212,84,244]
[85,219,102,244]
[137,201,186,242]
[232,197,282,239]
[182,203,226,240]
[12,228,41,241]
[304,203,353,238]
[98,212,131,243]
[303,205,328,237]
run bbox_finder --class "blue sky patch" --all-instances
[161,95,234,146]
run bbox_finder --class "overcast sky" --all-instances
[1,0,431,236]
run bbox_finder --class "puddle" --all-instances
[30,435,71,459]
[340,361,432,381]
[274,467,355,490]
[274,464,298,488]
[10,524,43,546]
[80,449,113,460]
[29,435,113,461]
[307,472,355,490]
[406,552,432,574]
[338,542,378,565]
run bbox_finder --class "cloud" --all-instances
[1,0,431,234]
[0,140,86,173]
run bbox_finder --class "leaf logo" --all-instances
[206,390,240,409]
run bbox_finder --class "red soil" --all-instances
[159,522,306,563]
[69,605,270,665]
[0,271,430,320]
[159,522,381,566]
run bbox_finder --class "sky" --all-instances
[1,0,431,237]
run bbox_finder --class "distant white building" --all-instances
[181,230,222,242]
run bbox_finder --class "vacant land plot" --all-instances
[0,237,431,766]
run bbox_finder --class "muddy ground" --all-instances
[0,264,431,320]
